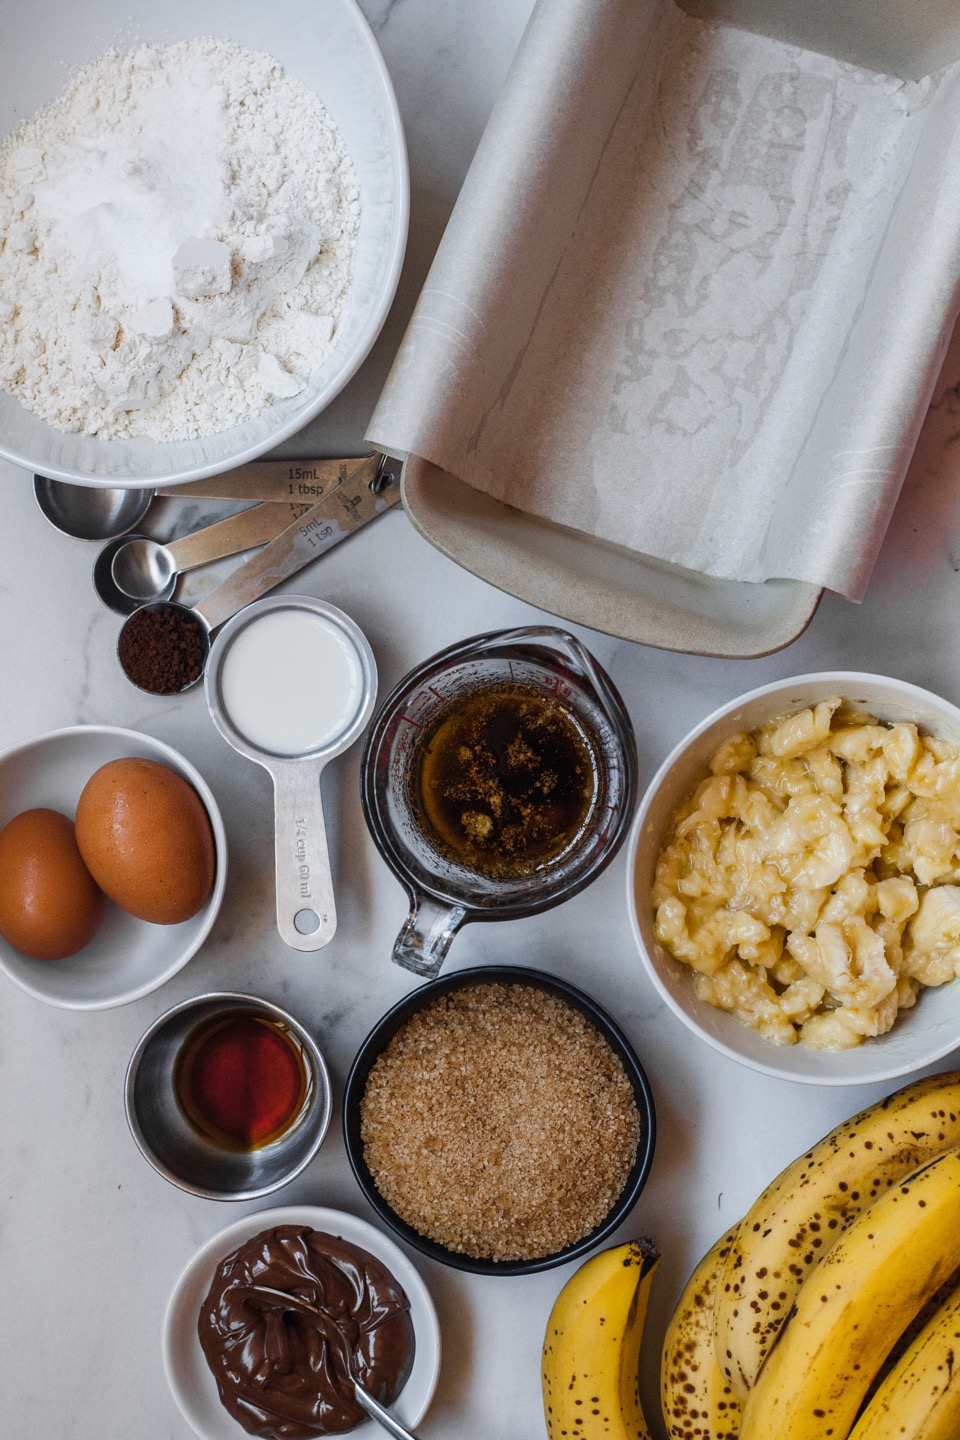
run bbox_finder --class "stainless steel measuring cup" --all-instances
[359,627,639,978]
[205,596,377,952]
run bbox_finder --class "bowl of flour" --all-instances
[0,0,408,487]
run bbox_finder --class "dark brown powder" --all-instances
[118,603,207,695]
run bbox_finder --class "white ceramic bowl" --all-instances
[163,1204,441,1440]
[0,725,226,1008]
[626,672,960,1086]
[0,0,408,487]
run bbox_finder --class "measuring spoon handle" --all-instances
[195,454,396,632]
[157,455,373,502]
[165,503,306,572]
[272,762,337,951]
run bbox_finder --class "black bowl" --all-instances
[342,964,656,1276]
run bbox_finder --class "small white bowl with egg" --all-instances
[626,672,960,1085]
[0,724,226,1009]
[0,0,408,487]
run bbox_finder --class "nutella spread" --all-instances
[198,1225,415,1438]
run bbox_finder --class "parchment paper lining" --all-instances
[369,0,960,600]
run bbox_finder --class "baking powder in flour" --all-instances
[0,37,360,440]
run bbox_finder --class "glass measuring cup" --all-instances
[360,626,638,978]
[205,595,377,951]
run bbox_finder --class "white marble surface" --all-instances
[3,3,960,1439]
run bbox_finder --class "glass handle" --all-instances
[392,895,468,978]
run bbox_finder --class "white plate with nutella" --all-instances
[163,1204,441,1440]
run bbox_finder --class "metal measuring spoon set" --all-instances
[34,453,395,614]
[109,453,398,690]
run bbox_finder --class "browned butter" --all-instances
[412,680,600,879]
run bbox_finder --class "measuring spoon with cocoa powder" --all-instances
[117,454,399,696]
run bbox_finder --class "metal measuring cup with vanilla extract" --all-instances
[125,992,332,1200]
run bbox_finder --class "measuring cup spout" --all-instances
[441,625,626,724]
[392,895,469,979]
[478,625,626,719]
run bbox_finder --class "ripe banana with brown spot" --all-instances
[848,1273,960,1440]
[738,1145,960,1440]
[714,1068,960,1397]
[661,1227,741,1440]
[542,1237,660,1440]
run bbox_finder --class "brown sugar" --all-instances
[358,983,642,1262]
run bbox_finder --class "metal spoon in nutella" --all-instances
[242,1284,422,1440]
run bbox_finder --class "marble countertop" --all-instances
[4,3,960,1438]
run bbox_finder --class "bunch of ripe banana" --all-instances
[661,1068,960,1440]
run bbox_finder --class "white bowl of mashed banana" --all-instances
[0,0,408,487]
[627,672,960,1085]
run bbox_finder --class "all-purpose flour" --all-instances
[0,38,360,440]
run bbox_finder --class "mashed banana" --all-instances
[652,697,960,1049]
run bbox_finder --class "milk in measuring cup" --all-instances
[218,609,363,755]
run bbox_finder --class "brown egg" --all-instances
[75,757,216,924]
[0,808,105,960]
